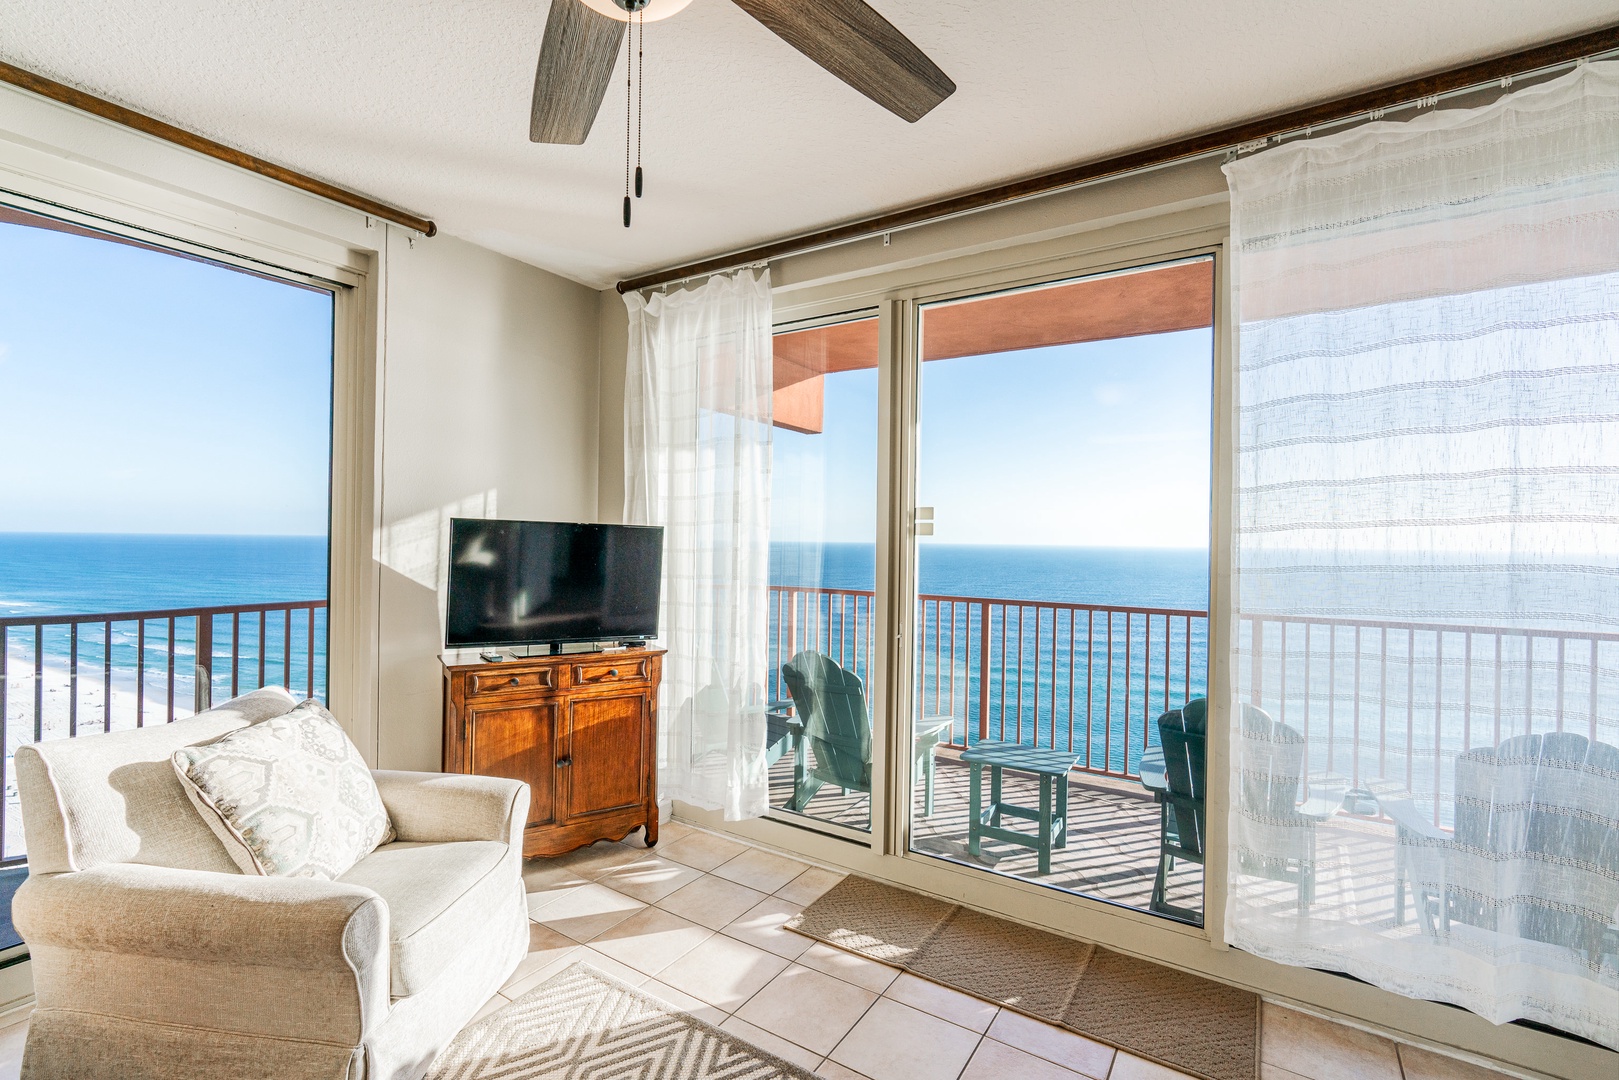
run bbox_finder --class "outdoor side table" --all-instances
[961,740,1082,875]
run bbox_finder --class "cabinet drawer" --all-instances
[571,658,648,687]
[468,667,556,697]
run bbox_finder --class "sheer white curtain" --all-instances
[624,268,773,820]
[1225,63,1619,1047]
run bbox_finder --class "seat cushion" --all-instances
[339,839,514,997]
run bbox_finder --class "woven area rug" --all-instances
[785,875,1259,1080]
[426,963,819,1080]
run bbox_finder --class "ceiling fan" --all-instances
[530,0,956,223]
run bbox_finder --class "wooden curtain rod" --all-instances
[0,60,438,237]
[616,21,1619,294]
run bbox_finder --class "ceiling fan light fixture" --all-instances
[577,0,693,24]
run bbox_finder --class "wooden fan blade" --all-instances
[729,0,955,122]
[531,0,626,144]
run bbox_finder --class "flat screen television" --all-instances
[445,519,663,649]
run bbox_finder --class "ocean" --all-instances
[768,542,1211,777]
[0,534,1209,852]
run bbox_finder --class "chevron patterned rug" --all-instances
[425,963,820,1080]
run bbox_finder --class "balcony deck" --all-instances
[768,748,1206,915]
[770,747,1409,926]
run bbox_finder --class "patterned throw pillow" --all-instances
[172,699,396,879]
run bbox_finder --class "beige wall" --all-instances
[596,288,629,525]
[373,234,602,771]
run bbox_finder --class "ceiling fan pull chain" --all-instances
[635,7,644,199]
[623,12,632,228]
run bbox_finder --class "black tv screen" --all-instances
[445,519,663,648]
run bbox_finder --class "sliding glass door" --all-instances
[905,257,1216,923]
[765,313,880,834]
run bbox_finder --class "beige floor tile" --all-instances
[884,973,998,1033]
[501,922,582,992]
[523,872,593,917]
[776,866,846,906]
[660,829,751,871]
[588,905,715,977]
[735,963,880,1057]
[985,1009,1114,1079]
[533,881,646,943]
[467,992,510,1024]
[713,847,813,894]
[1262,1007,1401,1080]
[1396,1046,1515,1080]
[1112,1052,1198,1080]
[503,947,634,1001]
[639,978,731,1025]
[521,857,590,893]
[963,1039,1091,1080]
[814,1061,875,1080]
[797,942,900,994]
[657,873,769,930]
[828,998,982,1080]
[721,897,813,960]
[570,947,656,987]
[564,841,649,879]
[656,934,792,1010]
[593,853,706,903]
[721,1016,826,1072]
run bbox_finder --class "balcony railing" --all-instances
[1241,614,1619,826]
[768,585,1210,781]
[0,599,327,862]
[767,587,1619,816]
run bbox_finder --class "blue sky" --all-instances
[772,327,1213,549]
[0,220,334,535]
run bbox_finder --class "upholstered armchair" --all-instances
[12,687,530,1080]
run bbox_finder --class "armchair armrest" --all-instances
[16,863,390,1046]
[15,862,384,968]
[1298,773,1351,821]
[1379,795,1450,843]
[373,770,530,847]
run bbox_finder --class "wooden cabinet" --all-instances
[442,649,662,857]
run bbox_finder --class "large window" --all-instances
[0,206,335,878]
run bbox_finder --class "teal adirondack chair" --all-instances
[779,650,952,815]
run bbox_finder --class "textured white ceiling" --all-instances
[2,2,1614,289]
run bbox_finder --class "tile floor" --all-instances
[0,821,1522,1080]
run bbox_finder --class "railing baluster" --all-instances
[284,608,292,690]
[1462,632,1472,752]
[1326,624,1336,775]
[33,625,44,743]
[104,621,113,732]
[1434,631,1444,826]
[167,616,176,723]
[308,606,317,698]
[1493,633,1502,748]
[1085,610,1095,769]
[1590,639,1600,742]
[1405,629,1415,792]
[258,611,267,689]
[978,601,990,744]
[1105,611,1114,773]
[69,622,79,737]
[195,614,213,715]
[1554,635,1565,733]
[1379,627,1388,780]
[1068,611,1076,755]
[136,620,146,727]
[1352,626,1361,789]
[1015,606,1025,744]
[232,611,241,699]
[1524,632,1534,736]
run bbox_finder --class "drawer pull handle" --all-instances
[607,669,618,677]
[556,756,572,767]
[508,677,520,686]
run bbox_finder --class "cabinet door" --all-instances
[563,692,648,820]
[467,701,558,829]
